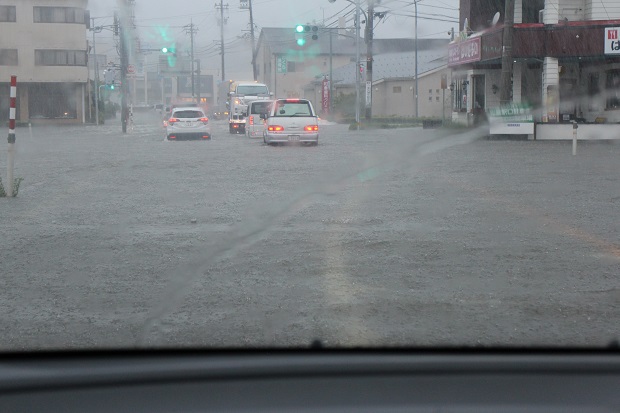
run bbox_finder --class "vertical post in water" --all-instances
[7,75,16,197]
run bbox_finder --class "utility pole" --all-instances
[499,0,516,105]
[414,0,419,119]
[215,1,229,82]
[91,18,100,125]
[355,0,361,127]
[365,1,374,120]
[248,0,257,80]
[196,59,201,104]
[329,29,333,113]
[184,21,198,101]
[119,7,129,133]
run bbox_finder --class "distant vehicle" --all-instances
[218,80,273,134]
[165,107,211,141]
[246,100,274,139]
[263,98,319,146]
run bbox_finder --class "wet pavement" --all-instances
[1,111,619,349]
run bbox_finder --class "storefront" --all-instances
[449,20,620,137]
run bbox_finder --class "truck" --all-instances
[217,80,273,134]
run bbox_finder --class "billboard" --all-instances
[605,27,620,54]
[448,37,481,66]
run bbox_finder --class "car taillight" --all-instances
[200,117,209,123]
[168,117,179,124]
[304,125,318,132]
[169,135,176,139]
[268,125,284,132]
[249,116,254,125]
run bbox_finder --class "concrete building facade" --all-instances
[0,0,89,124]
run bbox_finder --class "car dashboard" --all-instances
[1,350,620,412]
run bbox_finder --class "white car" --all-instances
[263,98,319,146]
[166,107,211,141]
[246,100,274,139]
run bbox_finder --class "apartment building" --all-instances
[450,0,620,132]
[0,0,89,124]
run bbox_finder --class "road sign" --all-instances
[276,56,287,73]
[127,64,135,74]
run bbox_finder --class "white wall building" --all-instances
[0,0,89,123]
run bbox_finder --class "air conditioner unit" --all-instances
[539,9,544,23]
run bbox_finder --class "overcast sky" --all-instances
[89,0,460,80]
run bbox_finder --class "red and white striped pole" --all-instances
[7,75,16,197]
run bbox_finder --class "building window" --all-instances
[436,89,440,94]
[34,7,86,24]
[28,83,77,119]
[428,89,432,94]
[0,49,18,66]
[393,86,401,93]
[436,96,440,102]
[0,6,16,22]
[606,70,620,109]
[35,50,87,66]
[429,96,432,101]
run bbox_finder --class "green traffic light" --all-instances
[161,47,168,53]
[295,25,304,33]
[110,85,115,90]
[297,38,306,46]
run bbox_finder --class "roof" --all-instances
[311,49,448,86]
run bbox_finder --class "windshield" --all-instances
[2,0,620,352]
[236,85,269,95]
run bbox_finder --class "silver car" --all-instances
[165,107,211,141]
[263,99,319,146]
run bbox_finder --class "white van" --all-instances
[246,100,274,138]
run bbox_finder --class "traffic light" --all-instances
[310,25,318,40]
[294,24,319,46]
[161,46,176,56]
[104,68,116,85]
